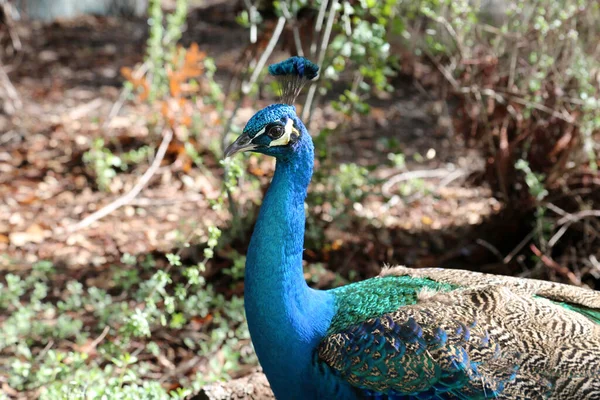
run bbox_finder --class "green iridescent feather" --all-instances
[327,276,457,335]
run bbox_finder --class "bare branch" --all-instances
[0,62,21,113]
[242,16,287,95]
[302,0,339,122]
[280,1,304,56]
[382,168,465,196]
[243,0,259,44]
[548,209,600,247]
[556,210,600,226]
[66,128,174,233]
[104,61,150,128]
[312,0,330,55]
[503,229,534,264]
[529,243,581,286]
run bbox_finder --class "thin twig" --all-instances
[548,209,600,247]
[243,0,258,44]
[548,223,571,248]
[589,255,600,273]
[382,168,464,195]
[529,243,581,286]
[316,0,337,69]
[1,0,21,52]
[302,0,338,123]
[556,209,600,226]
[104,61,149,128]
[68,98,104,120]
[0,62,21,113]
[87,326,110,351]
[159,356,201,382]
[425,51,460,91]
[311,0,330,56]
[280,1,304,57]
[242,16,286,95]
[475,239,503,262]
[431,15,464,60]
[507,42,518,90]
[34,340,54,362]
[67,128,173,232]
[128,194,204,207]
[459,86,576,124]
[546,202,568,217]
[105,87,131,126]
[438,169,467,188]
[503,229,534,264]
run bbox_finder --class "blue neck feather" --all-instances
[244,116,347,398]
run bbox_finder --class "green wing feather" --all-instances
[318,267,600,398]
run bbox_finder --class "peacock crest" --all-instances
[268,56,319,105]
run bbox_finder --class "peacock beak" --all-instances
[223,133,256,158]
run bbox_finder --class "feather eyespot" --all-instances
[267,125,285,139]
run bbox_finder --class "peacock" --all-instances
[223,56,600,400]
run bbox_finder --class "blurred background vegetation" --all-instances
[0,0,598,398]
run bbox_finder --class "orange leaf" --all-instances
[120,66,133,80]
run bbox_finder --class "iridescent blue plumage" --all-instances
[243,104,296,137]
[268,56,319,80]
[267,56,318,104]
[224,57,600,400]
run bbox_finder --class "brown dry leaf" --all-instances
[331,239,344,251]
[73,339,100,356]
[167,43,205,98]
[168,68,183,97]
[121,66,149,101]
[248,165,267,176]
[9,224,50,246]
[183,43,205,76]
[2,383,18,397]
[190,314,213,330]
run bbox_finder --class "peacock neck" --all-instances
[244,128,336,397]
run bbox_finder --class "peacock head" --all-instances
[224,57,318,160]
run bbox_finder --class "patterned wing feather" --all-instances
[381,266,600,311]
[318,270,600,399]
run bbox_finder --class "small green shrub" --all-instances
[395,0,599,202]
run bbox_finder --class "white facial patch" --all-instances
[252,126,267,139]
[268,119,295,147]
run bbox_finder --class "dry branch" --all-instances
[548,209,600,248]
[66,128,173,232]
[382,168,466,196]
[556,210,600,226]
[0,62,21,114]
[529,244,581,286]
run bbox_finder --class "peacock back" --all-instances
[317,267,600,399]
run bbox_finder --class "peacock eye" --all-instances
[267,125,285,139]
